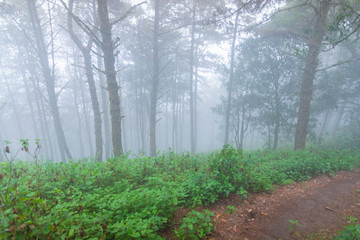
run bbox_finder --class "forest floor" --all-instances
[165,170,360,239]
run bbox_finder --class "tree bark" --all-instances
[97,0,123,157]
[294,0,331,150]
[97,47,111,160]
[149,0,160,156]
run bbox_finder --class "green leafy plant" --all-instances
[288,219,302,237]
[225,205,236,214]
[175,209,214,240]
[334,216,360,240]
[1,146,360,239]
[236,186,248,199]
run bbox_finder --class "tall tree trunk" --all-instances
[273,117,280,149]
[149,0,160,156]
[189,2,196,153]
[66,0,103,161]
[224,11,240,145]
[319,109,331,138]
[165,100,169,148]
[97,48,111,160]
[78,72,94,156]
[39,94,55,160]
[72,72,85,158]
[273,79,280,150]
[84,51,103,160]
[194,56,199,150]
[172,76,177,152]
[294,0,331,150]
[97,0,123,157]
[27,0,72,161]
[239,105,246,149]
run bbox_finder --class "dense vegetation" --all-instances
[1,145,360,239]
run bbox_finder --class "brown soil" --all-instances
[165,170,360,240]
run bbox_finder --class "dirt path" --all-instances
[202,170,360,240]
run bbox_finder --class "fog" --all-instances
[0,0,359,162]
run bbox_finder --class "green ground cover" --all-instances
[1,145,359,239]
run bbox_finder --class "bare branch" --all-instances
[92,64,106,74]
[316,58,360,72]
[110,1,147,26]
[56,80,71,99]
[59,0,103,48]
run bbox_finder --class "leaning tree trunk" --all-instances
[27,0,72,162]
[67,0,103,161]
[294,0,331,150]
[97,0,123,157]
[149,0,160,156]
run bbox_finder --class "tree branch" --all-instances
[316,58,360,72]
[110,1,147,26]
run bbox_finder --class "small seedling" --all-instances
[288,219,301,230]
[226,205,236,214]
[288,219,302,237]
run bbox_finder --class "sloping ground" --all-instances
[167,170,360,239]
[207,170,360,240]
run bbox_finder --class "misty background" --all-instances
[0,0,359,162]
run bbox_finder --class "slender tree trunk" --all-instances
[273,80,280,150]
[72,73,85,158]
[39,96,55,160]
[224,10,240,145]
[165,100,169,148]
[234,105,241,148]
[172,76,177,152]
[27,0,72,161]
[194,53,199,151]
[294,0,331,150]
[78,73,94,156]
[239,105,246,149]
[273,118,280,149]
[149,0,160,156]
[84,52,103,160]
[97,49,111,160]
[66,0,103,161]
[319,109,331,138]
[118,73,127,152]
[97,0,123,157]
[189,2,196,153]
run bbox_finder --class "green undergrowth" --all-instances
[1,146,359,239]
